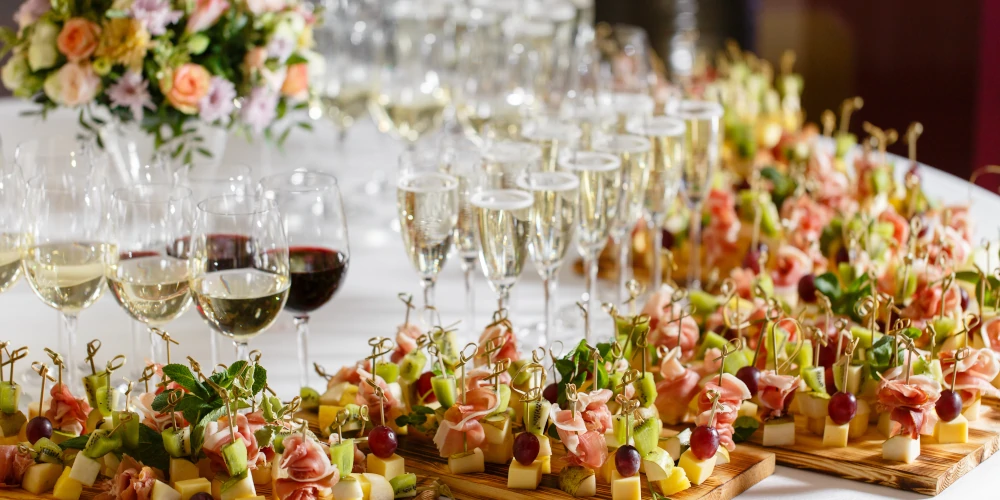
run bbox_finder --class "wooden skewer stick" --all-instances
[839,97,863,135]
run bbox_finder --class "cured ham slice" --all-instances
[643,291,700,361]
[134,392,188,432]
[0,445,33,485]
[45,383,91,436]
[477,324,520,365]
[877,375,941,439]
[655,352,701,425]
[770,244,812,289]
[203,414,263,473]
[941,348,1000,401]
[96,455,161,500]
[325,360,370,389]
[432,388,499,457]
[390,323,423,363]
[275,434,339,500]
[356,369,403,426]
[464,366,511,392]
[758,371,800,420]
[552,407,607,469]
[696,374,750,451]
[575,389,614,434]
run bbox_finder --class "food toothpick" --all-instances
[364,378,389,427]
[43,347,64,388]
[664,249,676,286]
[31,361,55,414]
[821,110,836,137]
[950,348,970,392]
[714,339,743,384]
[577,301,591,344]
[839,338,860,391]
[166,389,182,430]
[625,279,643,316]
[586,343,603,387]
[839,97,863,135]
[152,328,179,364]
[367,337,395,371]
[547,341,564,384]
[566,383,579,419]
[939,273,955,320]
[398,293,416,325]
[480,337,504,372]
[458,343,478,405]
[335,407,350,441]
[85,340,101,377]
[906,122,923,164]
[139,365,156,393]
[750,167,764,250]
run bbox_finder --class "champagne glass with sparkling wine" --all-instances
[472,189,533,314]
[0,150,22,296]
[189,195,291,361]
[441,145,485,336]
[259,171,350,388]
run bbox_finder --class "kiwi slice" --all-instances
[330,438,355,476]
[300,387,320,411]
[0,411,26,437]
[33,437,63,464]
[632,417,660,457]
[82,429,121,459]
[434,330,460,369]
[94,386,119,418]
[612,414,629,446]
[634,372,657,408]
[0,382,20,414]
[696,331,729,359]
[162,426,192,458]
[431,376,457,409]
[111,411,140,449]
[222,438,248,476]
[524,400,550,435]
[389,473,417,498]
[375,362,400,384]
[398,350,426,383]
[801,365,826,394]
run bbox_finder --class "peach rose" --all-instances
[280,62,308,99]
[187,0,230,33]
[43,62,100,106]
[163,63,211,114]
[57,18,100,62]
[244,46,267,71]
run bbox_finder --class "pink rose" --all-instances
[56,18,100,62]
[186,0,229,33]
[163,63,211,114]
[247,0,286,15]
[43,62,100,106]
[280,62,308,99]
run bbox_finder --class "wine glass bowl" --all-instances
[0,153,22,295]
[611,93,655,133]
[315,13,381,140]
[396,170,459,313]
[482,141,543,189]
[471,189,533,311]
[522,120,582,173]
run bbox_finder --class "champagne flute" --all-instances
[611,92,654,133]
[22,176,109,388]
[190,195,291,361]
[626,116,685,292]
[595,135,651,307]
[106,185,194,368]
[673,100,723,290]
[560,151,621,342]
[482,140,543,189]
[516,171,578,344]
[441,145,485,337]
[471,189,533,313]
[259,171,350,388]
[522,119,582,172]
[315,10,381,141]
[609,24,654,94]
[0,150,23,295]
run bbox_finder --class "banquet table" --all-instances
[1,98,997,499]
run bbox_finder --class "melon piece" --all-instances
[762,417,796,447]
[883,435,920,464]
[69,453,101,487]
[360,473,394,500]
[22,463,64,494]
[169,458,200,487]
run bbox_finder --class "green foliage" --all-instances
[732,416,760,443]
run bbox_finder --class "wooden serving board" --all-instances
[742,414,1000,496]
[297,412,775,500]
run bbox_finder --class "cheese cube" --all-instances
[331,475,364,500]
[610,470,641,500]
[677,449,716,485]
[481,416,513,463]
[643,448,673,481]
[174,478,212,500]
[822,416,850,448]
[151,480,181,500]
[537,455,551,474]
[807,417,825,436]
[366,453,405,480]
[604,429,622,449]
[656,467,691,496]
[598,451,616,483]
[250,461,271,485]
[506,458,542,489]
[883,435,921,464]
[762,417,796,447]
[714,446,730,465]
[934,414,969,444]
[877,412,892,438]
[738,401,758,419]
[22,463,64,494]
[849,400,870,439]
[448,448,485,474]
[220,473,256,500]
[52,467,83,500]
[787,393,801,415]
[211,478,221,500]
[318,405,344,436]
[169,458,201,487]
[962,397,982,422]
[69,453,101,487]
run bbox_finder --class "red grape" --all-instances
[936,389,962,422]
[614,445,641,477]
[797,274,817,303]
[513,432,540,465]
[743,250,762,273]
[959,288,970,311]
[736,366,760,397]
[368,425,398,459]
[190,494,213,500]
[828,392,857,425]
[416,372,436,404]
[690,425,720,460]
[542,383,558,405]
[26,416,52,444]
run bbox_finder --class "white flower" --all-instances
[15,0,50,33]
[266,35,294,63]
[130,0,183,36]
[240,86,278,135]
[27,19,59,71]
[107,70,155,121]
[199,77,237,124]
[1,52,30,91]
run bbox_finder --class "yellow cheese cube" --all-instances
[448,448,485,474]
[962,397,982,422]
[318,405,344,436]
[883,435,921,464]
[845,365,863,395]
[506,458,542,489]
[738,401,758,419]
[339,385,359,406]
[481,417,513,464]
[598,451,616,483]
[934,414,969,444]
[23,463,64,494]
[822,416,850,448]
[677,449,717,485]
[787,393,801,415]
[537,455,551,474]
[762,417,796,447]
[169,458,201,487]
[877,412,892,438]
[366,453,405,480]
[320,381,351,406]
[52,467,83,500]
[151,479,181,500]
[807,417,825,436]
[610,470,641,500]
[656,467,691,496]
[174,478,212,500]
[849,400,870,439]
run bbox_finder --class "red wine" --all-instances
[286,247,349,313]
[171,234,254,271]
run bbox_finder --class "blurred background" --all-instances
[4,0,998,183]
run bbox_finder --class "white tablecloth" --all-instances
[1,99,998,499]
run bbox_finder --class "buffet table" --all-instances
[1,99,996,499]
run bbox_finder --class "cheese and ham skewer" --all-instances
[654,346,701,425]
[940,348,1000,404]
[96,455,160,500]
[44,382,91,436]
[695,374,751,452]
[758,372,801,420]
[551,389,613,470]
[877,374,941,439]
[275,434,340,500]
[433,387,499,457]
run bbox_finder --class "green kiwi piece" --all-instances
[524,400,550,435]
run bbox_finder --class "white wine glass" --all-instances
[107,185,194,367]
[522,119,582,173]
[482,140,543,189]
[190,195,291,361]
[626,116,685,292]
[259,171,350,388]
[471,189,533,313]
[595,134,651,307]
[0,147,23,296]
[441,144,485,337]
[611,92,654,133]
[609,24,654,95]
[315,10,382,142]
[673,100,723,290]
[517,171,578,345]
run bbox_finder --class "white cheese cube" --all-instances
[448,448,485,474]
[738,401,758,419]
[506,458,542,489]
[762,417,796,447]
[69,453,102,487]
[962,397,982,422]
[883,435,921,464]
[822,416,850,448]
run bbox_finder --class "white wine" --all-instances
[370,88,449,143]
[596,135,652,240]
[611,93,654,133]
[676,100,723,206]
[22,241,108,313]
[456,100,524,143]
[453,174,478,258]
[397,173,460,277]
[627,116,685,222]
[320,83,373,130]
[107,255,191,326]
[471,190,532,292]
[559,152,622,255]
[483,141,543,189]
[523,121,581,172]
[0,233,21,294]
[517,172,578,274]
[192,268,290,340]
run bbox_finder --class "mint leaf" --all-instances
[866,335,895,379]
[732,416,760,443]
[191,405,228,456]
[252,365,267,396]
[161,364,205,398]
[814,272,841,300]
[59,434,90,450]
[129,425,170,472]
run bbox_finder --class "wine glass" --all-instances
[516,170,578,345]
[609,24,654,95]
[0,148,23,295]
[258,171,350,388]
[106,185,194,367]
[189,195,290,361]
[611,92,654,133]
[471,189,533,313]
[559,151,621,342]
[673,100,723,290]
[315,9,382,142]
[482,140,543,189]
[595,134,651,308]
[626,116,686,292]
[397,158,459,318]
[522,119,582,173]
[440,144,485,338]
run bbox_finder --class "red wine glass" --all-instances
[259,171,350,387]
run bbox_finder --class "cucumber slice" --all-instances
[0,382,20,414]
[389,472,417,498]
[398,350,427,383]
[33,437,63,464]
[488,384,511,417]
[299,387,320,411]
[634,372,657,408]
[524,401,551,435]
[608,371,625,396]
[688,289,721,315]
[82,429,121,459]
[431,376,457,409]
[375,362,400,384]
[222,438,248,476]
[330,438,355,476]
[696,331,729,359]
[162,426,192,458]
[111,411,140,449]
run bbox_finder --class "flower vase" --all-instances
[99,119,229,186]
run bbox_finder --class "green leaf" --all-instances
[732,416,760,443]
[59,434,90,450]
[252,365,267,396]
[151,390,178,412]
[161,364,206,397]
[760,166,796,207]
[191,405,228,456]
[130,424,170,472]
[814,272,841,300]
[866,334,896,379]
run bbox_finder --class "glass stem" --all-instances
[149,327,165,366]
[688,202,703,290]
[585,253,598,342]
[461,257,476,339]
[650,219,663,291]
[421,276,437,326]
[235,341,249,362]
[498,288,510,314]
[130,321,145,376]
[615,234,630,307]
[543,269,559,341]
[295,315,310,388]
[60,313,79,389]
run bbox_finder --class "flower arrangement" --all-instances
[0,0,320,162]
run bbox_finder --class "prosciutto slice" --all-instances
[96,455,161,500]
[432,388,499,457]
[203,414,263,473]
[758,371,800,420]
[940,348,1000,402]
[695,374,750,451]
[356,369,403,426]
[275,434,339,500]
[45,383,91,435]
[655,351,701,425]
[0,445,33,485]
[552,407,607,469]
[325,360,370,389]
[877,375,941,439]
[390,323,424,363]
[134,392,188,432]
[477,324,520,365]
[770,244,813,289]
[464,366,511,392]
[643,290,700,361]
[575,389,614,434]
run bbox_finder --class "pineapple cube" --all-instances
[331,475,364,500]
[877,412,892,438]
[22,463,64,494]
[366,453,405,480]
[69,453,101,487]
[537,455,551,474]
[934,414,969,444]
[762,417,795,447]
[738,401,758,419]
[220,473,256,500]
[52,467,83,500]
[169,458,201,487]
[677,449,716,485]
[151,479,181,500]
[448,448,485,474]
[807,417,825,436]
[643,448,673,481]
[610,470,641,500]
[318,405,343,436]
[849,400,870,439]
[962,397,982,422]
[797,393,830,419]
[657,467,691,496]
[822,416,850,448]
[174,478,212,500]
[714,446,730,465]
[506,458,542,489]
[883,435,921,464]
